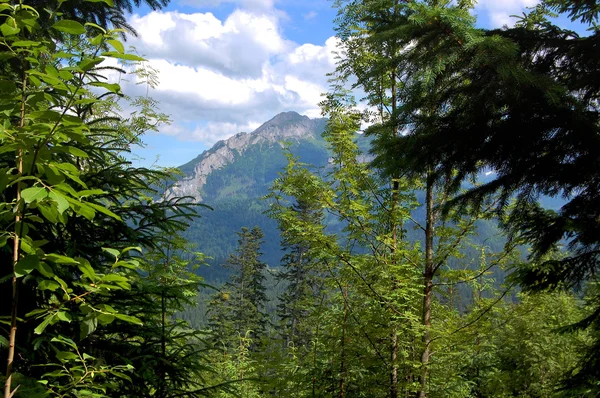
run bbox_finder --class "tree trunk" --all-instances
[4,74,27,398]
[339,284,348,398]
[418,173,435,398]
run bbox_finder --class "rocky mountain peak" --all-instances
[165,112,326,202]
[257,111,308,129]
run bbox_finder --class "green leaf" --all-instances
[56,351,78,361]
[77,189,104,198]
[89,81,121,94]
[77,259,96,281]
[110,370,132,382]
[38,203,58,223]
[37,262,54,278]
[38,280,60,291]
[101,51,145,62]
[72,203,95,220]
[53,51,76,59]
[48,191,70,214]
[45,253,79,265]
[102,248,120,259]
[97,314,115,325]
[34,314,54,335]
[78,57,104,72]
[27,74,41,87]
[88,33,103,46]
[58,69,74,80]
[114,314,143,325]
[28,71,67,90]
[15,255,39,277]
[64,146,88,158]
[21,186,47,203]
[45,64,59,78]
[87,202,121,220]
[52,20,86,35]
[26,308,48,318]
[51,335,77,349]
[20,238,34,254]
[80,317,97,339]
[85,0,114,6]
[121,246,142,255]
[28,110,63,121]
[53,275,69,292]
[56,311,72,322]
[106,39,124,54]
[101,274,127,283]
[11,40,40,47]
[83,22,107,33]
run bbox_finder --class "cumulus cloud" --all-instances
[475,0,540,27]
[128,10,288,78]
[118,8,339,144]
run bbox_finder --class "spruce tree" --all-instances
[276,199,325,349]
[207,226,268,349]
[366,0,600,390]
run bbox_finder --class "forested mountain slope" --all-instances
[167,112,330,278]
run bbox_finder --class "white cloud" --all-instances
[128,10,287,78]
[187,121,261,144]
[178,0,275,11]
[303,11,317,20]
[118,9,339,145]
[475,0,540,27]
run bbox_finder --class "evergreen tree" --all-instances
[359,0,600,390]
[328,2,522,396]
[276,199,326,349]
[207,226,269,348]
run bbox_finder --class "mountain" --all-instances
[168,112,328,202]
[170,112,330,280]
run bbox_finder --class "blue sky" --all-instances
[114,0,578,168]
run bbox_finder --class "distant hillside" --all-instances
[169,112,330,280]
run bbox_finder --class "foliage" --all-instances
[0,1,213,396]
[207,226,269,350]
[353,0,600,390]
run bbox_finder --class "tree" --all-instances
[0,2,212,396]
[207,226,269,348]
[25,0,170,36]
[276,199,326,349]
[366,0,600,390]
[328,2,523,396]
[90,235,216,397]
[268,110,425,397]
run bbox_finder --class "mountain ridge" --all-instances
[167,111,326,202]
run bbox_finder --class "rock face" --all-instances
[166,112,325,202]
